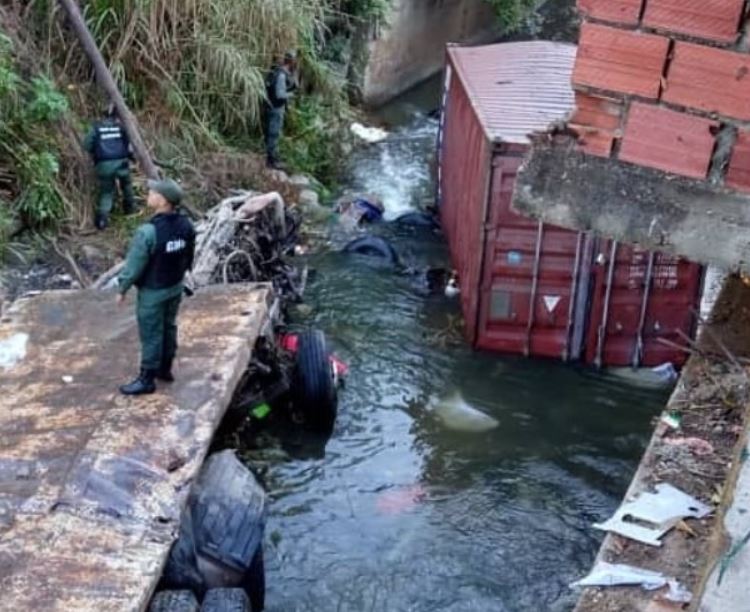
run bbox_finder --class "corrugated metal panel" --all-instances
[439,54,493,343]
[447,41,577,145]
[476,153,588,360]
[586,242,703,367]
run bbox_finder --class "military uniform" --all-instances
[264,62,297,168]
[83,118,135,228]
[118,187,195,395]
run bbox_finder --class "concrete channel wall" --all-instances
[574,273,750,611]
[361,0,497,106]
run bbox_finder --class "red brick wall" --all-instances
[571,0,750,192]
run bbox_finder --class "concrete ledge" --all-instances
[512,136,750,273]
[574,276,750,611]
[0,285,272,611]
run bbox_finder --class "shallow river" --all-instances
[249,76,671,612]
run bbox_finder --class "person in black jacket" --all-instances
[82,105,135,230]
[117,178,196,395]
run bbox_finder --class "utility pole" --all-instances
[57,0,160,180]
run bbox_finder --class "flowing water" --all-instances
[249,76,672,612]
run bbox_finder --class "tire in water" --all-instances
[293,330,337,432]
[201,588,250,612]
[149,591,200,612]
[342,236,400,266]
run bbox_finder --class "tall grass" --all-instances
[34,0,348,141]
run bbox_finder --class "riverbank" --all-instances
[575,273,750,611]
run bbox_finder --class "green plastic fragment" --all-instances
[251,403,271,420]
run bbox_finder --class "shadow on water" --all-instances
[246,10,672,609]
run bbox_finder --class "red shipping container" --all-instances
[438,41,703,367]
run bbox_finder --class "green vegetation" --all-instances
[484,0,537,31]
[0,32,70,253]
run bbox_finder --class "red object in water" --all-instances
[437,41,704,367]
[279,333,348,376]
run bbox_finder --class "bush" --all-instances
[0,32,69,232]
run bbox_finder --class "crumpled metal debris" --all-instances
[593,483,711,546]
[572,561,692,603]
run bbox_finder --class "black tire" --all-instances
[393,212,439,228]
[246,547,265,612]
[342,236,400,266]
[201,588,250,612]
[293,330,337,432]
[149,590,200,612]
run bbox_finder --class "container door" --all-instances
[476,153,587,360]
[586,241,704,367]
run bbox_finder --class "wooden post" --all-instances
[57,0,160,180]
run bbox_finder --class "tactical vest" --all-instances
[265,67,286,109]
[93,121,129,162]
[136,213,196,290]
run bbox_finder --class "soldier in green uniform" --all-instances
[264,51,298,169]
[117,178,196,395]
[82,106,135,230]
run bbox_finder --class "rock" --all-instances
[298,189,320,208]
[288,174,312,189]
[713,424,725,435]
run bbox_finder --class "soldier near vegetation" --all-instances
[117,178,196,396]
[264,51,298,169]
[82,105,136,230]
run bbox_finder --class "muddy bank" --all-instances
[575,274,750,611]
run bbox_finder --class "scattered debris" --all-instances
[335,194,385,227]
[61,375,74,384]
[660,412,682,430]
[663,436,715,456]
[572,562,692,604]
[593,483,712,547]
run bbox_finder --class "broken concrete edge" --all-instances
[0,285,275,612]
[512,135,750,274]
[143,290,275,610]
[573,276,750,611]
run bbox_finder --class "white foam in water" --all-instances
[348,115,438,221]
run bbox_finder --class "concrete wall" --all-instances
[362,0,497,106]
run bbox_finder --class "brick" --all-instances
[577,0,643,25]
[619,102,718,179]
[571,92,624,132]
[571,124,617,157]
[663,42,750,121]
[727,131,750,193]
[643,0,744,44]
[573,23,670,99]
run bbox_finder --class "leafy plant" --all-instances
[0,32,69,234]
[483,0,537,31]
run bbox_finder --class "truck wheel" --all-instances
[293,330,337,432]
[246,547,265,612]
[149,590,200,612]
[201,588,250,612]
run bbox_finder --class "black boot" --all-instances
[119,369,156,395]
[156,359,174,383]
[95,213,109,231]
[123,201,137,216]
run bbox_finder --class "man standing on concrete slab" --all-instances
[117,178,196,395]
[264,51,298,169]
[82,105,136,230]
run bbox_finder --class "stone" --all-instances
[298,189,320,209]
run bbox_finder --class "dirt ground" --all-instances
[576,275,750,612]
